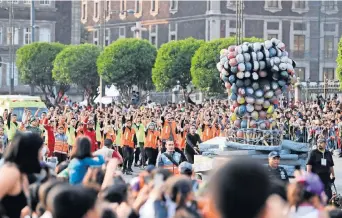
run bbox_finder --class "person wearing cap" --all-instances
[267,151,289,183]
[26,117,43,136]
[307,137,335,201]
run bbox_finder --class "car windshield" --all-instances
[12,107,48,122]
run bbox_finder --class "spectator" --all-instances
[68,137,105,185]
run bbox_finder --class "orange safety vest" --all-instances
[201,125,214,142]
[121,127,135,148]
[177,130,188,150]
[160,121,177,141]
[144,130,159,149]
[214,127,220,137]
[54,137,68,154]
[101,129,116,148]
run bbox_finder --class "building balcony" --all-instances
[321,50,338,61]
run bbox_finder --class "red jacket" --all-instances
[83,119,97,152]
[43,119,55,156]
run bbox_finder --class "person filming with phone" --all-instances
[156,140,185,174]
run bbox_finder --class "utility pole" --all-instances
[98,2,106,107]
[31,0,35,43]
[235,0,243,45]
[8,1,14,94]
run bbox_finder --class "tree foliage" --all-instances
[152,38,204,91]
[337,37,342,88]
[97,38,157,102]
[191,37,263,94]
[53,44,101,104]
[16,42,65,104]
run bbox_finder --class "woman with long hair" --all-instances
[0,132,43,218]
[68,136,105,185]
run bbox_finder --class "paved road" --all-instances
[123,156,342,193]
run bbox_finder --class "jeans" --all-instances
[134,142,145,165]
[122,146,134,171]
[54,152,67,164]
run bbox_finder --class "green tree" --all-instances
[97,38,157,103]
[337,37,342,88]
[191,37,263,95]
[16,42,66,105]
[53,44,101,104]
[152,38,204,102]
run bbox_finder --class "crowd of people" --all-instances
[0,96,341,218]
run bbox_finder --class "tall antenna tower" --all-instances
[235,0,244,45]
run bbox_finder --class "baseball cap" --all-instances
[179,162,193,174]
[30,117,37,123]
[268,151,280,158]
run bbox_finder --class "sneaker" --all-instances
[126,171,132,175]
[128,168,133,173]
[122,168,126,174]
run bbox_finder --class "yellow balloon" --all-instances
[272,112,277,119]
[231,113,237,121]
[267,105,274,114]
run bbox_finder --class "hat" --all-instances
[30,117,37,123]
[88,120,95,124]
[179,162,193,174]
[268,151,280,158]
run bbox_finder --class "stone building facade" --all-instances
[0,0,80,94]
[83,0,342,83]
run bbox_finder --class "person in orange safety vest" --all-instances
[121,117,137,175]
[144,122,160,166]
[156,140,185,175]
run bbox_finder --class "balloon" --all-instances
[251,111,259,120]
[231,113,237,121]
[229,58,238,66]
[237,96,245,104]
[241,120,248,128]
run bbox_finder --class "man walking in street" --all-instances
[267,151,289,184]
[307,137,335,201]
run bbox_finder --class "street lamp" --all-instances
[306,79,310,102]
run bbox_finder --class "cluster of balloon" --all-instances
[217,38,296,133]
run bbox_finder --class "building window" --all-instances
[149,25,158,46]
[267,0,278,8]
[135,0,140,13]
[170,0,176,9]
[293,0,306,9]
[7,27,18,45]
[296,67,305,80]
[23,27,31,45]
[323,68,335,80]
[321,0,338,14]
[264,0,282,13]
[220,20,226,38]
[169,22,177,41]
[293,35,305,58]
[151,0,156,11]
[39,28,51,42]
[324,35,334,59]
[23,0,30,4]
[105,1,110,17]
[293,22,306,31]
[121,0,125,11]
[82,3,86,20]
[119,27,126,38]
[207,0,211,10]
[104,29,110,46]
[151,36,156,45]
[39,0,50,5]
[94,2,99,19]
[267,33,278,40]
[6,63,18,86]
[93,30,98,45]
[7,0,19,4]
